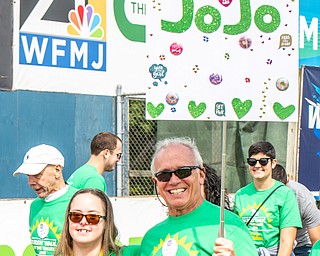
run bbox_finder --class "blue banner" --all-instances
[299,66,320,191]
[299,2,320,67]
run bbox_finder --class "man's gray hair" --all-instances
[150,137,203,174]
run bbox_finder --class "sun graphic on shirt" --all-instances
[239,203,272,227]
[152,233,199,256]
[30,217,60,240]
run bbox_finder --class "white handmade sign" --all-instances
[146,0,299,121]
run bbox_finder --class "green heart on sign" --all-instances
[146,102,165,118]
[273,102,295,120]
[232,98,252,119]
[188,101,206,118]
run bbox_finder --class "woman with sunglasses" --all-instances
[233,141,302,256]
[54,188,139,256]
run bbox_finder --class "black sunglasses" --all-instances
[69,212,106,225]
[247,158,272,166]
[155,166,201,182]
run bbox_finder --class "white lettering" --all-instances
[21,36,48,64]
[308,105,320,129]
[52,39,66,65]
[42,246,55,251]
[32,239,43,245]
[300,16,318,50]
[20,34,105,70]
[70,41,88,68]
[91,43,104,69]
[44,240,57,246]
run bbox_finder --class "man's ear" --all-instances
[152,177,160,195]
[152,177,157,185]
[101,149,109,159]
[54,165,62,179]
[199,167,205,185]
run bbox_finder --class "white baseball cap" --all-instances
[13,144,64,176]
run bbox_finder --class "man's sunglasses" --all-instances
[155,166,201,182]
[247,158,272,166]
[69,212,106,225]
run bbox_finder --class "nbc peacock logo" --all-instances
[67,4,104,39]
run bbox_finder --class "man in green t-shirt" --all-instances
[140,137,258,256]
[13,144,78,255]
[234,141,302,256]
[67,132,122,193]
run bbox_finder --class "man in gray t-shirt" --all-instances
[273,164,320,256]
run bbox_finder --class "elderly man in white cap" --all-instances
[14,144,78,256]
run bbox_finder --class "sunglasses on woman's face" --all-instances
[68,212,106,224]
[154,166,200,182]
[247,157,272,166]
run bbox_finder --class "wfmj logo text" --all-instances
[19,33,106,71]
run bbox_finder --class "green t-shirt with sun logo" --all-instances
[140,200,257,256]
[234,181,302,249]
[29,186,78,255]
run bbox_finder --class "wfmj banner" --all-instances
[299,66,320,191]
[12,0,147,96]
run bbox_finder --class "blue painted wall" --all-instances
[0,90,117,198]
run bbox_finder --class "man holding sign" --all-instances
[140,137,257,256]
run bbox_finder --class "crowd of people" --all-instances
[13,133,320,256]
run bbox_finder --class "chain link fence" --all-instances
[122,96,157,196]
[121,96,224,196]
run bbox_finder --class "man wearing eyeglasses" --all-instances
[67,132,122,193]
[233,141,302,256]
[13,144,78,255]
[140,137,257,256]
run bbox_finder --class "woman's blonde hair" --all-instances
[54,188,122,256]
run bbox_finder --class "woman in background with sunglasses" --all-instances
[54,188,139,256]
[233,141,302,256]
